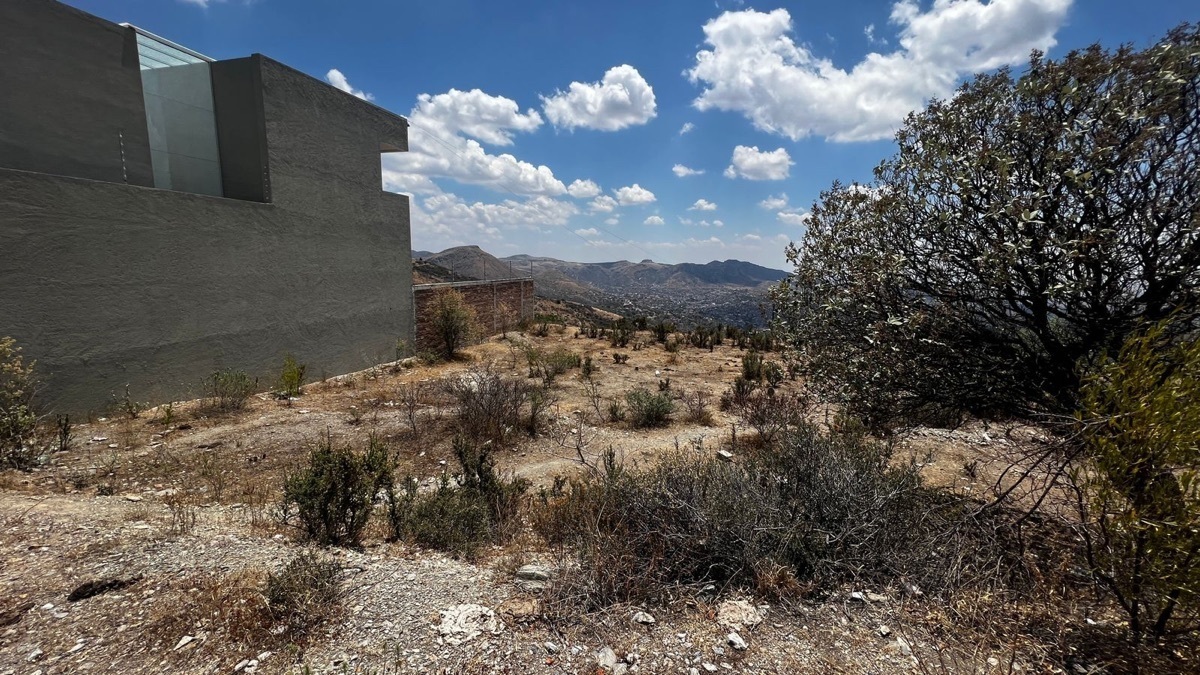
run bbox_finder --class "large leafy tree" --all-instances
[774,25,1200,428]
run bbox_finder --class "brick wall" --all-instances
[412,278,535,352]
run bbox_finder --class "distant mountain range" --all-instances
[411,246,788,327]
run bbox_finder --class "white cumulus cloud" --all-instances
[413,89,542,146]
[325,69,374,101]
[724,145,792,180]
[689,199,718,211]
[679,122,696,135]
[614,184,657,206]
[644,215,665,226]
[575,228,601,238]
[567,179,602,199]
[777,210,811,226]
[673,164,705,177]
[384,87,565,197]
[542,65,657,131]
[687,2,1072,142]
[590,195,618,213]
[759,193,788,210]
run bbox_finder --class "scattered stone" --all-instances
[27,648,43,662]
[902,581,924,597]
[234,659,249,672]
[849,591,867,602]
[716,449,734,462]
[0,601,34,627]
[702,664,719,673]
[123,495,142,502]
[595,646,618,671]
[67,641,84,653]
[727,632,748,651]
[543,642,559,654]
[716,600,763,629]
[514,564,552,581]
[174,635,195,650]
[895,637,913,656]
[437,604,504,646]
[866,591,888,603]
[633,610,656,625]
[879,625,892,637]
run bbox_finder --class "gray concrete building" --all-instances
[0,0,414,413]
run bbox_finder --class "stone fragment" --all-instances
[632,610,656,625]
[437,604,504,646]
[716,600,763,629]
[727,632,748,651]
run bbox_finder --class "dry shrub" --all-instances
[624,387,673,428]
[447,366,530,445]
[0,336,38,470]
[535,423,1016,613]
[202,368,257,414]
[681,389,715,426]
[265,552,342,637]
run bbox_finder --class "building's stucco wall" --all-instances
[0,0,154,187]
[0,32,414,414]
[0,167,412,413]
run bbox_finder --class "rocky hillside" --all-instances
[413,246,786,327]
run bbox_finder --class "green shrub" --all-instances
[430,288,480,360]
[279,354,307,397]
[0,337,38,470]
[388,437,528,559]
[624,388,673,428]
[203,368,257,413]
[281,433,394,547]
[741,351,764,382]
[1073,320,1200,644]
[526,347,580,387]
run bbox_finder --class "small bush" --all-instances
[388,437,529,558]
[1073,321,1200,644]
[741,351,765,382]
[266,552,341,636]
[737,390,811,446]
[681,389,715,426]
[607,400,626,423]
[448,367,530,445]
[535,423,973,610]
[430,288,480,360]
[625,388,673,428]
[526,347,580,387]
[203,369,257,413]
[281,433,393,547]
[0,336,38,470]
[279,354,307,397]
[720,376,757,411]
[763,361,785,388]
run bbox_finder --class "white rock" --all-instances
[27,648,43,662]
[173,635,195,650]
[879,625,892,637]
[865,591,888,603]
[727,632,748,651]
[716,600,762,629]
[234,659,249,672]
[632,611,656,625]
[849,591,866,602]
[515,564,552,582]
[703,664,719,673]
[595,646,619,670]
[716,450,734,462]
[543,642,559,654]
[437,604,504,646]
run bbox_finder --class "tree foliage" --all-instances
[0,337,38,469]
[773,25,1200,428]
[1073,320,1200,644]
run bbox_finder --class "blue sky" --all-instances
[71,0,1195,269]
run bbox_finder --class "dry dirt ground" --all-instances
[0,327,1099,673]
